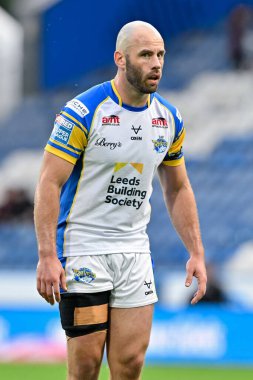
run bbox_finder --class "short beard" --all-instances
[125,55,157,94]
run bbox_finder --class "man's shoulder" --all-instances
[154,92,183,124]
[64,81,110,119]
[153,92,177,115]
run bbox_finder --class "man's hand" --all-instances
[185,256,207,305]
[36,256,67,305]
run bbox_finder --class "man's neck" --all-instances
[113,75,149,107]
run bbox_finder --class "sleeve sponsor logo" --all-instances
[51,116,74,145]
[66,99,89,118]
[55,114,74,130]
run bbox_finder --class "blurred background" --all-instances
[0,0,253,374]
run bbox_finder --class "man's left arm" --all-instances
[158,161,207,304]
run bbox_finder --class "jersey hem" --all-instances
[61,248,151,257]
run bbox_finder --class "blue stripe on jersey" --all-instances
[61,111,88,135]
[56,154,84,258]
[67,143,83,153]
[59,256,67,269]
[48,140,79,158]
[74,83,109,132]
[122,102,148,112]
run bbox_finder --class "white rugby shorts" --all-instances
[64,253,158,308]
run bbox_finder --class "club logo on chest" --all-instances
[152,136,168,153]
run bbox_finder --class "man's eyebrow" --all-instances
[139,49,153,54]
[138,49,166,54]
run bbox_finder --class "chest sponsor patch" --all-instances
[102,115,120,126]
[66,99,89,118]
[152,117,168,128]
[95,137,122,150]
[104,166,146,210]
[152,136,168,153]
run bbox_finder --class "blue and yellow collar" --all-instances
[109,79,153,112]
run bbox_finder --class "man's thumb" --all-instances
[60,271,67,291]
[185,272,193,287]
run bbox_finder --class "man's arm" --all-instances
[34,151,74,305]
[158,161,207,304]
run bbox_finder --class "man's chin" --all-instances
[143,80,160,93]
[143,84,158,94]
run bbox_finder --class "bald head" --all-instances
[116,21,163,53]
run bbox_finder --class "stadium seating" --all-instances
[148,133,253,273]
[0,133,252,270]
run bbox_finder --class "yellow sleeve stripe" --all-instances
[68,125,87,149]
[45,145,77,164]
[169,128,186,153]
[62,111,88,136]
[49,138,81,155]
[162,156,185,167]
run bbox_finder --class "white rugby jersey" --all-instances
[45,80,185,260]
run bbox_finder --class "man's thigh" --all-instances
[67,331,107,372]
[106,305,154,365]
[60,291,110,379]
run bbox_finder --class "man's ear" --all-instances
[114,51,126,70]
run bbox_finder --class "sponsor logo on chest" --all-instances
[95,137,122,150]
[102,115,120,126]
[131,125,142,140]
[104,163,146,210]
[152,117,168,128]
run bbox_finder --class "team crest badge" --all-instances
[72,267,96,284]
[152,136,168,153]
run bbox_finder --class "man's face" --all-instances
[125,37,165,94]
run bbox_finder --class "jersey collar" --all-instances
[109,80,154,112]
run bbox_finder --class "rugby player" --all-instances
[35,21,207,380]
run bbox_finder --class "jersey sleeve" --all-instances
[45,99,89,165]
[162,108,185,166]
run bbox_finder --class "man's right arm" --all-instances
[34,151,74,305]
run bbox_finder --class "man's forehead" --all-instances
[127,34,164,51]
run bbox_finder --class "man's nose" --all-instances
[151,55,162,69]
